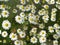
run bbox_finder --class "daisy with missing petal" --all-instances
[2,31,8,37]
[39,36,46,43]
[34,0,40,4]
[30,36,37,44]
[2,20,11,30]
[14,40,20,45]
[1,10,9,18]
[9,33,17,41]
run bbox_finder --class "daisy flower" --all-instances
[25,5,30,11]
[19,31,26,38]
[2,31,8,37]
[39,23,45,29]
[17,28,22,34]
[9,33,17,41]
[48,26,54,33]
[0,5,5,9]
[30,36,37,44]
[19,5,25,11]
[14,40,20,45]
[39,30,46,37]
[53,40,58,45]
[54,23,60,29]
[15,15,24,24]
[30,28,37,34]
[2,20,11,30]
[1,10,9,18]
[13,9,17,13]
[20,0,26,5]
[43,5,49,9]
[53,34,59,39]
[34,0,40,4]
[20,12,25,17]
[39,36,46,43]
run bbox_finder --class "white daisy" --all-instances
[30,4,36,9]
[2,31,8,37]
[39,30,46,37]
[34,0,40,4]
[43,5,49,9]
[13,9,17,13]
[20,0,26,5]
[42,15,49,21]
[30,36,37,44]
[53,34,59,39]
[2,20,11,30]
[51,11,56,15]
[15,15,24,24]
[51,17,56,21]
[0,5,5,9]
[39,23,45,29]
[20,12,25,17]
[54,23,60,29]
[39,36,46,43]
[31,9,36,14]
[52,8,57,12]
[1,10,9,18]
[56,4,60,9]
[55,29,60,37]
[30,28,37,34]
[19,31,26,38]
[38,10,44,16]
[48,26,54,33]
[19,5,25,11]
[53,40,58,45]
[50,0,55,4]
[25,5,30,11]
[9,33,17,41]
[56,0,60,4]
[17,28,22,34]
[14,40,20,45]
[45,0,50,2]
